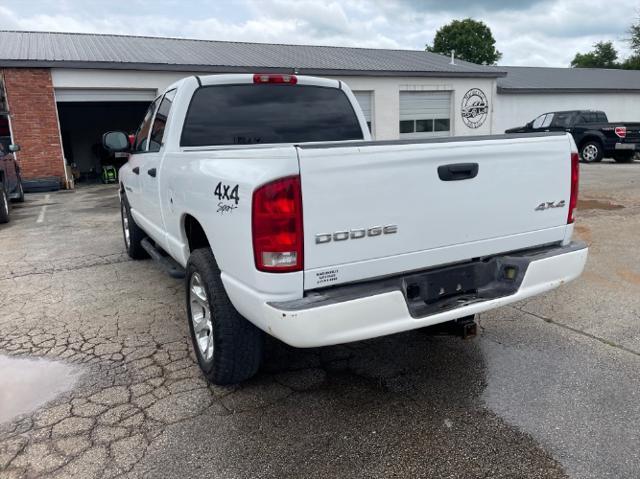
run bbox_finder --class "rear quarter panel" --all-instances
[159,146,303,301]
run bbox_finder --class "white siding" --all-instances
[493,92,640,133]
[353,91,373,135]
[51,69,499,140]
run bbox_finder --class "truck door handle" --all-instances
[437,163,479,181]
[147,168,157,178]
[132,167,140,175]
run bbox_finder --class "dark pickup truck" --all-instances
[0,138,24,223]
[505,110,640,163]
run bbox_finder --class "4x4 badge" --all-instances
[535,200,565,211]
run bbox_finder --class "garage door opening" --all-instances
[399,91,452,139]
[57,102,149,183]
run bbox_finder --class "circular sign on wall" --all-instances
[461,88,488,129]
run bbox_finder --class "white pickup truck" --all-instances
[103,73,588,384]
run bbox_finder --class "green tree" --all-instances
[621,55,640,69]
[629,17,640,53]
[570,41,620,68]
[426,18,502,65]
[623,17,640,69]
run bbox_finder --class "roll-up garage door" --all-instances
[353,91,373,135]
[399,91,451,138]
[54,88,157,102]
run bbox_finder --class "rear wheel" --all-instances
[14,176,25,203]
[186,248,263,385]
[580,141,603,163]
[121,195,148,259]
[0,185,9,223]
[613,152,635,163]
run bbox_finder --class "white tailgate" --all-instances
[298,134,572,289]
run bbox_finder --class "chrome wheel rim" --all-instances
[121,203,131,249]
[189,272,214,361]
[582,144,598,162]
[2,190,7,214]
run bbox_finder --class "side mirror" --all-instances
[526,121,533,129]
[8,144,20,152]
[102,131,130,152]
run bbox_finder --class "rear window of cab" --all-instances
[180,84,364,147]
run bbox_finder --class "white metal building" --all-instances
[494,66,640,132]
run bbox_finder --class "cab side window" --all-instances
[148,89,176,153]
[532,114,548,129]
[541,113,553,128]
[550,112,572,128]
[580,112,599,123]
[133,98,160,153]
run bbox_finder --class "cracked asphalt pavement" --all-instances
[1,162,639,478]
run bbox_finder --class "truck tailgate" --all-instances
[298,133,573,289]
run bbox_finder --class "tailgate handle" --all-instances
[438,163,479,181]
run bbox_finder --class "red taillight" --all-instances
[568,152,579,224]
[253,73,297,85]
[252,176,303,272]
[615,126,627,138]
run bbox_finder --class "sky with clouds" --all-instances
[0,0,637,67]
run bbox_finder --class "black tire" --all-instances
[121,194,148,259]
[13,176,25,203]
[613,152,635,163]
[185,248,263,385]
[0,184,9,224]
[580,141,603,163]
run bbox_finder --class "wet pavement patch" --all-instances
[577,198,624,210]
[0,355,81,423]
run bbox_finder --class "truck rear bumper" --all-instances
[225,242,588,348]
[614,143,638,151]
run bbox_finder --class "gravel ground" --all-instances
[0,161,638,478]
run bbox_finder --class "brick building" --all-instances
[1,69,66,181]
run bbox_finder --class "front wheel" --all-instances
[186,248,263,385]
[580,141,603,163]
[0,185,10,223]
[120,195,148,259]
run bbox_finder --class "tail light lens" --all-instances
[568,152,579,224]
[615,126,627,138]
[252,176,303,272]
[253,74,297,85]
